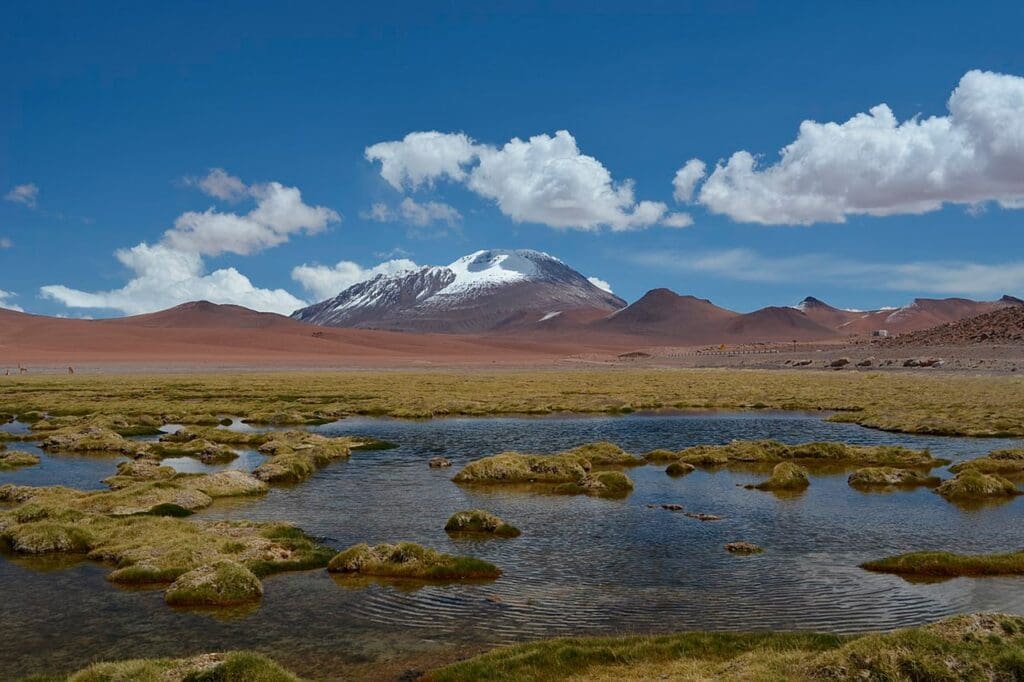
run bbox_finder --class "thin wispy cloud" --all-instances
[4,183,39,208]
[629,248,1024,297]
[0,290,24,312]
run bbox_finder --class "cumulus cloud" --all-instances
[41,243,306,315]
[586,276,614,293]
[0,290,24,312]
[630,247,1024,296]
[4,183,38,208]
[692,70,1024,225]
[41,171,338,316]
[363,197,462,227]
[187,168,248,201]
[291,258,421,301]
[165,181,340,256]
[365,131,478,190]
[366,129,677,231]
[672,159,706,203]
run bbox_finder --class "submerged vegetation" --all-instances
[444,510,521,537]
[862,549,1024,577]
[427,613,1024,682]
[327,542,501,580]
[0,369,1020,437]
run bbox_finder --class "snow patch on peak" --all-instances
[538,311,562,322]
[440,249,560,295]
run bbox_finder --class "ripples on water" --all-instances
[2,411,1024,679]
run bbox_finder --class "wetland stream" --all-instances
[3,411,1024,679]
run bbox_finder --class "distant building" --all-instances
[871,329,889,337]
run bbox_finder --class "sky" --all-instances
[2,1,1024,317]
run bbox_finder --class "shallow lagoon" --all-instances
[2,411,1024,679]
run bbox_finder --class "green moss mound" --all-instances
[665,461,696,477]
[553,471,634,498]
[427,613,1024,682]
[950,448,1024,476]
[328,542,501,580]
[862,549,1024,577]
[452,452,589,484]
[848,467,941,488]
[674,439,944,469]
[444,510,521,538]
[563,442,643,466]
[150,438,238,464]
[747,462,810,491]
[164,560,264,606]
[32,651,300,681]
[935,470,1021,500]
[252,432,357,484]
[0,450,40,470]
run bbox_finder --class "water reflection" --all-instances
[2,411,1023,680]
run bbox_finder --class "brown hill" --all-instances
[592,289,739,342]
[0,303,585,367]
[836,296,1022,335]
[883,305,1024,347]
[796,297,865,330]
[723,306,837,342]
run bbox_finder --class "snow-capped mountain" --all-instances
[292,249,626,333]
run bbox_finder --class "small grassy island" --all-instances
[444,510,521,537]
[848,467,941,489]
[327,542,502,581]
[0,447,40,470]
[452,445,637,498]
[935,470,1021,500]
[950,448,1024,476]
[862,549,1024,578]
[746,462,810,491]
[0,482,333,606]
[657,439,946,469]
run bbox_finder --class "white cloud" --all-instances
[41,243,306,315]
[661,212,694,228]
[366,129,674,231]
[165,180,340,256]
[693,70,1024,225]
[5,183,38,208]
[672,159,706,203]
[0,290,24,312]
[291,258,420,301]
[365,131,478,190]
[587,276,614,293]
[188,168,248,201]
[0,237,12,248]
[40,171,338,316]
[363,197,462,226]
[631,247,1024,296]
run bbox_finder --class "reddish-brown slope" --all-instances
[722,306,837,342]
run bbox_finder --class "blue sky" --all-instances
[2,1,1023,317]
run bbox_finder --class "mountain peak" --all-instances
[291,248,624,333]
[796,296,832,310]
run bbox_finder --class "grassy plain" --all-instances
[0,368,1020,437]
